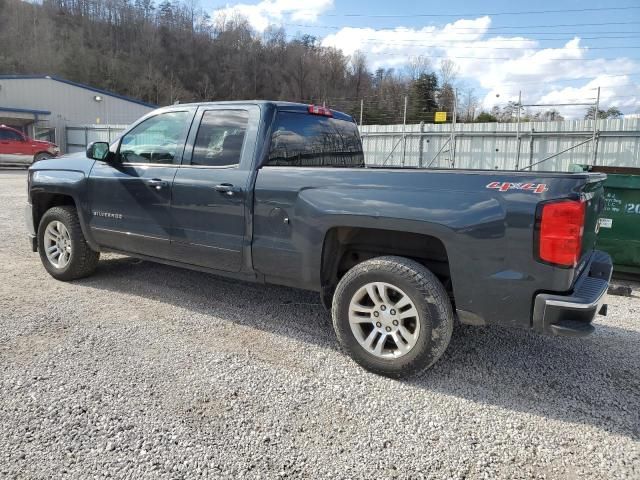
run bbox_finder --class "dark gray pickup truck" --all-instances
[25,101,613,377]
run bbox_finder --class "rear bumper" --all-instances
[533,250,613,337]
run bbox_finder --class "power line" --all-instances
[321,6,640,18]
[341,42,640,50]
[284,21,640,32]
[301,85,640,103]
[496,74,640,87]
[337,51,640,61]
[289,33,640,43]
[338,35,640,43]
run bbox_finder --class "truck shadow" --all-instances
[78,256,640,441]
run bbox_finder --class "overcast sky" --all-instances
[209,0,640,118]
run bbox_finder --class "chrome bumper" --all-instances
[532,250,613,337]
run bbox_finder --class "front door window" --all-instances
[118,111,191,165]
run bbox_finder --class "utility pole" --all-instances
[359,98,364,126]
[528,126,535,171]
[515,90,522,170]
[401,95,408,167]
[450,89,458,168]
[418,121,425,168]
[592,86,600,165]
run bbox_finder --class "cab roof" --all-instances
[162,100,355,122]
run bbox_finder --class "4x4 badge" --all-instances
[486,182,548,194]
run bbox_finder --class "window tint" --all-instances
[118,111,191,164]
[191,110,248,167]
[267,112,364,168]
[0,128,23,141]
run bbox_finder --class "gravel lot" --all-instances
[1,170,639,479]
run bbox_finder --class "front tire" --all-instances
[33,152,53,164]
[332,256,454,378]
[37,206,99,281]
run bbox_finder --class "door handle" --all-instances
[147,178,168,190]
[214,183,240,196]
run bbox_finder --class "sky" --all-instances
[207,0,640,118]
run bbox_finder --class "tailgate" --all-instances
[578,173,607,273]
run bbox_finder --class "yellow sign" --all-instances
[434,111,447,123]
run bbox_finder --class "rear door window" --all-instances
[267,112,364,168]
[191,110,248,167]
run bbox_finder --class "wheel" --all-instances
[37,206,99,281]
[33,152,53,163]
[332,256,454,378]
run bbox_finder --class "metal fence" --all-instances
[66,125,128,153]
[66,118,640,172]
[361,118,640,171]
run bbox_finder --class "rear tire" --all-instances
[332,256,454,378]
[37,206,99,281]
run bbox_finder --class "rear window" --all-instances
[266,112,364,168]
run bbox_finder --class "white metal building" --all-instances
[0,75,155,152]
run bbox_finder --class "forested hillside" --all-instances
[0,0,474,123]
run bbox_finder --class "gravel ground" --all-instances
[1,170,639,479]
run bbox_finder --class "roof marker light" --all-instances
[308,104,333,117]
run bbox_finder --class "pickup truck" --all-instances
[25,101,613,378]
[0,124,60,166]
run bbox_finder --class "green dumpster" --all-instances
[571,165,640,275]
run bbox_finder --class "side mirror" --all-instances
[86,141,110,161]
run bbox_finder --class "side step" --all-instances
[549,320,596,337]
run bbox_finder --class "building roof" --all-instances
[0,106,51,115]
[0,75,156,108]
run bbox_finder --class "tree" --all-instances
[459,88,479,122]
[407,73,439,123]
[439,58,458,86]
[436,59,458,115]
[405,55,431,81]
[349,51,369,99]
[476,111,498,123]
[501,101,524,122]
[584,105,623,120]
[529,109,564,122]
[0,0,465,125]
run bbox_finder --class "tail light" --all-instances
[537,200,586,267]
[308,104,333,117]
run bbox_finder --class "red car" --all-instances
[0,125,60,166]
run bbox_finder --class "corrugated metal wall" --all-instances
[67,118,640,170]
[360,118,640,171]
[66,125,128,152]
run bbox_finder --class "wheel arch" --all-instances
[33,151,53,160]
[320,226,454,309]
[31,191,98,251]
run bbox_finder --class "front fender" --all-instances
[29,168,98,250]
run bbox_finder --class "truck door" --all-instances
[87,109,195,258]
[0,127,31,165]
[169,106,258,272]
